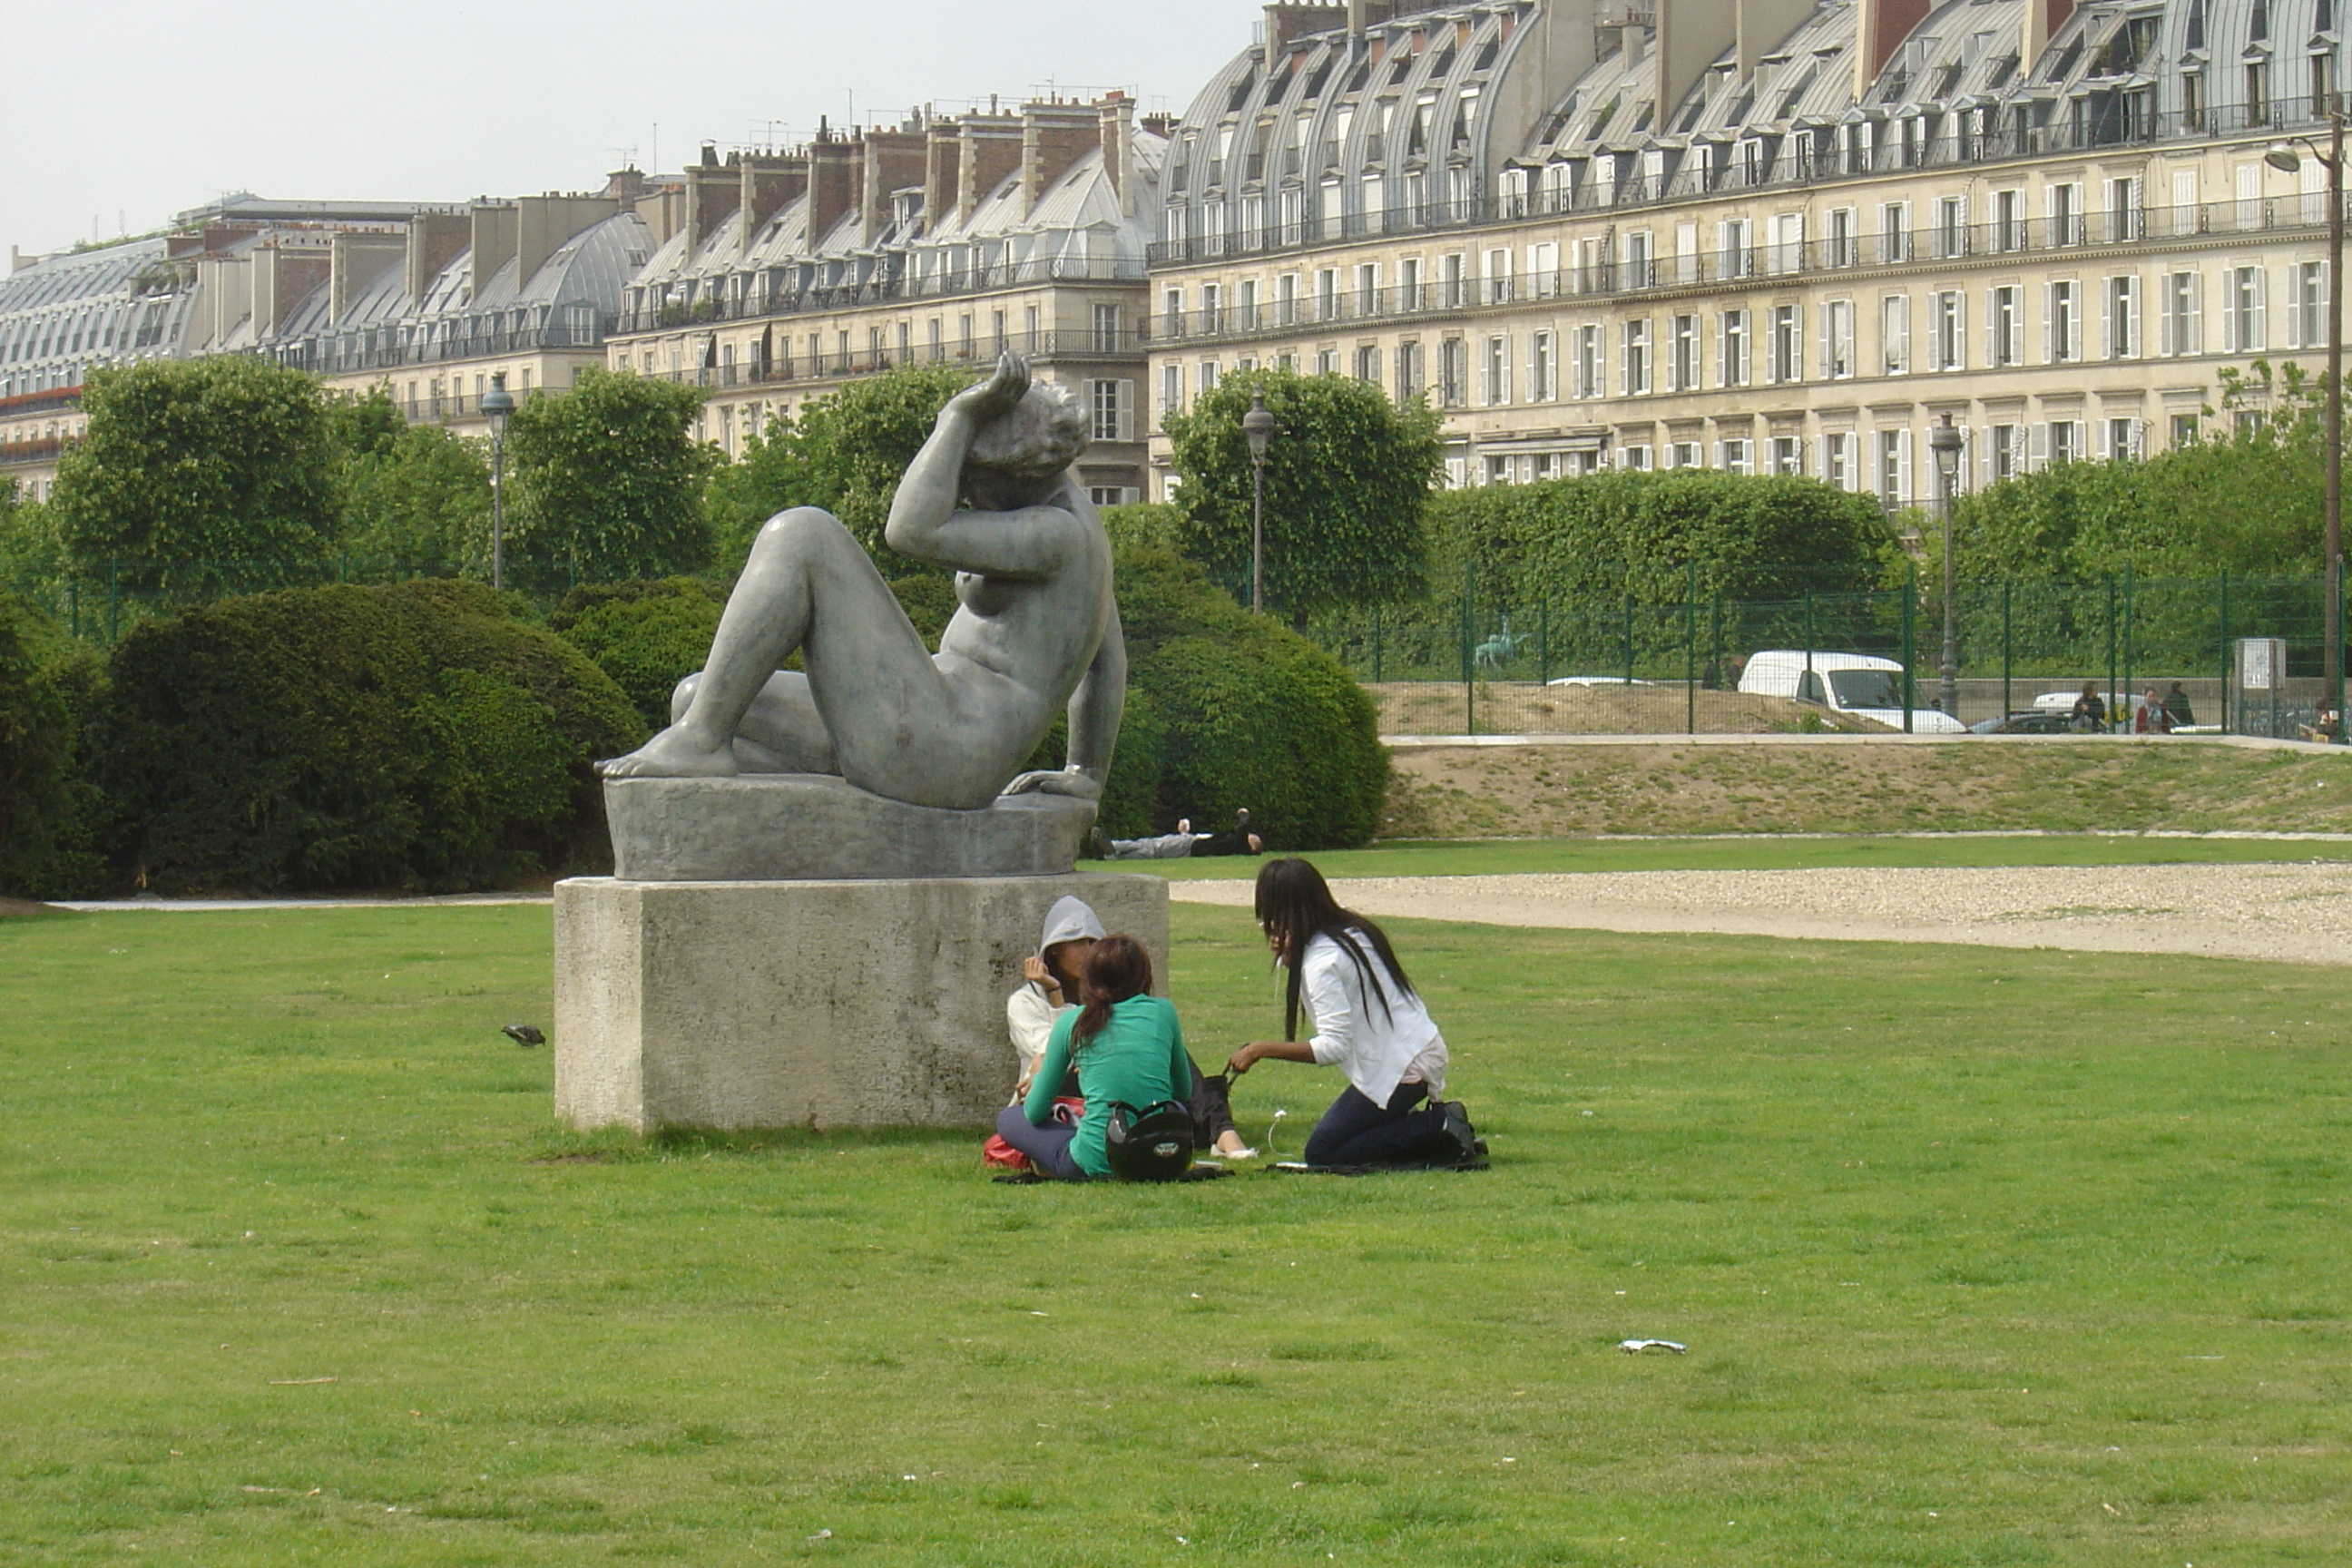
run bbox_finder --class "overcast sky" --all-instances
[3,1,1262,257]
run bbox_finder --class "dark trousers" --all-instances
[1302,1080,1452,1167]
[994,1104,1084,1180]
[1188,1059,1239,1147]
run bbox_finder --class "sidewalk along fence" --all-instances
[1289,564,2349,739]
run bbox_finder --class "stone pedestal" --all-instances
[603,775,1096,882]
[553,872,1170,1132]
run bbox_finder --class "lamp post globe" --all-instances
[481,371,517,593]
[1929,411,1965,722]
[1241,389,1277,615]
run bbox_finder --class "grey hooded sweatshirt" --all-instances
[1005,896,1106,1095]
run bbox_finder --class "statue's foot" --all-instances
[596,726,741,779]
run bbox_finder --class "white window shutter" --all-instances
[2103,279,2116,358]
[2160,281,2174,356]
[2043,284,2055,361]
[2126,279,2141,358]
[1115,379,1134,442]
[2030,422,2050,469]
[1954,293,1966,369]
[2188,277,2202,353]
[1987,291,2001,363]
[1819,307,1832,377]
[2068,292,2082,361]
[2095,418,2112,460]
[2253,268,2268,350]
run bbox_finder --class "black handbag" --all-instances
[1103,1099,1194,1181]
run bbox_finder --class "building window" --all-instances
[1991,423,2018,481]
[1721,437,1752,475]
[2294,260,2327,348]
[1878,201,1910,264]
[1091,379,1123,442]
[1671,313,1700,390]
[2049,420,2081,464]
[1720,219,1750,279]
[1621,444,1653,471]
[1828,207,1857,268]
[1159,362,1183,417]
[1442,252,1467,309]
[2050,182,2082,246]
[1199,360,1220,395]
[1719,309,1749,387]
[1932,291,1964,371]
[1356,263,1380,317]
[1485,250,1512,304]
[2108,275,2141,358]
[1671,440,1700,469]
[1483,335,1509,405]
[1355,344,1382,387]
[1937,196,1967,260]
[1277,273,1299,328]
[2249,60,2271,124]
[1532,329,1556,400]
[1878,428,1908,506]
[2171,412,2200,446]
[2228,265,2267,351]
[2108,176,2142,242]
[2163,271,2203,355]
[1315,348,1338,376]
[1622,319,1651,395]
[1824,431,1851,488]
[1574,325,1602,398]
[1989,286,2021,366]
[2107,417,2139,459]
[1771,436,1802,475]
[1440,338,1468,407]
[1769,305,1801,384]
[1315,268,1339,322]
[1200,285,1223,336]
[1881,296,1910,374]
[2049,279,2080,362]
[1397,340,1425,398]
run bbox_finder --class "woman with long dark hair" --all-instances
[994,935,1191,1180]
[1225,858,1479,1168]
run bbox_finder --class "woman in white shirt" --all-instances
[1224,858,1480,1168]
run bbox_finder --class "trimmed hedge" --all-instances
[550,578,727,731]
[1104,542,1387,850]
[98,579,644,893]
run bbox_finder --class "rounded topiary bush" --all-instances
[549,577,727,731]
[1110,542,1387,851]
[97,578,644,892]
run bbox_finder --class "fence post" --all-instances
[1462,562,1475,736]
[1710,590,1723,693]
[2001,577,2013,718]
[2122,561,2135,720]
[2218,569,2231,734]
[1537,601,1549,686]
[2338,558,2347,740]
[1371,609,1383,684]
[1622,593,1634,688]
[1901,561,1916,732]
[1685,560,1697,735]
[2116,573,2135,733]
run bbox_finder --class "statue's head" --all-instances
[965,381,1091,485]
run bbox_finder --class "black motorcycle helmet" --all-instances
[1104,1100,1194,1181]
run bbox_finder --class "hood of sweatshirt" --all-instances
[1037,895,1105,956]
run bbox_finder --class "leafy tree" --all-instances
[703,364,974,573]
[48,357,339,592]
[506,368,714,582]
[548,578,727,731]
[1942,359,2328,584]
[1162,369,1444,618]
[337,417,493,574]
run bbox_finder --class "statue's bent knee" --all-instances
[670,671,701,722]
[757,506,851,547]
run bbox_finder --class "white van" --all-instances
[1736,650,1966,732]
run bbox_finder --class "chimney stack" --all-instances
[404,211,469,299]
[469,201,518,299]
[925,120,964,235]
[807,133,862,245]
[860,130,930,246]
[1097,93,1139,217]
[1855,0,1935,94]
[1019,98,1100,220]
[955,112,1025,228]
[684,156,741,256]
[738,152,808,254]
[1263,3,1348,68]
[329,230,405,322]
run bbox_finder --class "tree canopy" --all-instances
[703,363,975,573]
[48,356,340,592]
[505,368,713,583]
[1162,369,1444,618]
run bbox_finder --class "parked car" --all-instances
[1968,710,2079,734]
[1736,650,1966,732]
[1545,675,1654,687]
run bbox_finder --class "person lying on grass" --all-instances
[1224,858,1481,1169]
[1006,897,1253,1157]
[995,935,1191,1180]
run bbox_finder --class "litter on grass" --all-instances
[1620,1339,1687,1354]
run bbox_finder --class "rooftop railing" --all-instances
[616,257,1149,338]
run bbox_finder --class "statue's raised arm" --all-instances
[596,353,1122,815]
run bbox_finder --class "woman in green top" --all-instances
[994,935,1190,1180]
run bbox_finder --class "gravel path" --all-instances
[1168,863,2352,965]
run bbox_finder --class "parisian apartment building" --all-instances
[603,93,1167,505]
[1144,0,2344,505]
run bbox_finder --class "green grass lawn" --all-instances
[1121,831,2352,880]
[4,903,2349,1565]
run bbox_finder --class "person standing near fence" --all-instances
[2134,689,2171,734]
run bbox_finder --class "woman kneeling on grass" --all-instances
[1225,858,1481,1168]
[995,935,1191,1181]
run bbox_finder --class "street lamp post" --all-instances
[481,371,516,593]
[1242,389,1277,615]
[2268,101,2347,707]
[1931,411,1965,721]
